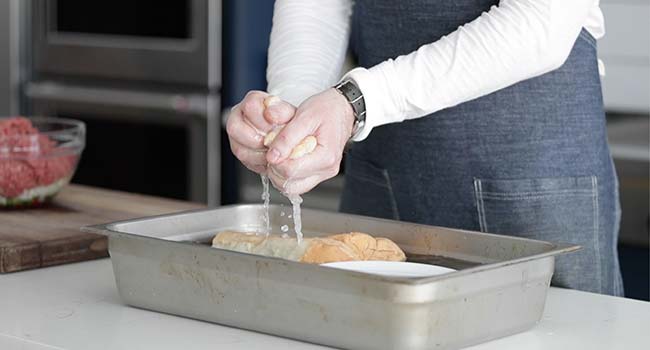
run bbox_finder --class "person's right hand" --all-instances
[226,91,296,174]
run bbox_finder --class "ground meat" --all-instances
[0,117,76,198]
[0,160,38,198]
[0,116,40,136]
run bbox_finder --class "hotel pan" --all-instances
[83,204,578,350]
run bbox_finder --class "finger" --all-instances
[239,91,274,133]
[285,175,325,195]
[229,139,268,166]
[268,154,337,195]
[267,165,286,188]
[263,125,284,147]
[226,110,265,149]
[266,115,318,164]
[268,172,325,196]
[263,96,296,125]
[270,145,340,180]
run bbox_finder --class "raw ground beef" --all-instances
[0,117,76,198]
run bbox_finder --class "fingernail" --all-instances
[264,95,281,108]
[268,148,281,163]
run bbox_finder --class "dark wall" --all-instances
[221,0,275,203]
[222,0,274,107]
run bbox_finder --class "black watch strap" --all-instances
[334,80,366,137]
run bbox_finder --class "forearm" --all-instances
[346,0,597,141]
[267,0,353,107]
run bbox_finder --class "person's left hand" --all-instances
[265,88,355,195]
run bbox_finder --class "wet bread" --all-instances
[212,231,359,264]
[212,231,405,264]
[328,232,406,262]
[263,126,317,159]
[299,238,360,263]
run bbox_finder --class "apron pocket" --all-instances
[473,176,603,292]
[340,155,400,220]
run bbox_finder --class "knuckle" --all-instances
[245,90,262,99]
[226,118,236,135]
[227,116,246,137]
[241,99,255,116]
[331,160,341,173]
[276,133,293,150]
[330,165,341,177]
[323,153,338,168]
[232,145,248,161]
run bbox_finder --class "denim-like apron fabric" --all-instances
[340,0,624,296]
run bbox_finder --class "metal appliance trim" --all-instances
[31,0,220,87]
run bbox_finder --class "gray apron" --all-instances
[340,0,624,296]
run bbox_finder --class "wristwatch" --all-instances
[334,79,366,139]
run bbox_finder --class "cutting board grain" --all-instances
[0,185,204,273]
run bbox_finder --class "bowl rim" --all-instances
[0,116,86,137]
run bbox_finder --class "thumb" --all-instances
[266,116,316,165]
[263,96,296,125]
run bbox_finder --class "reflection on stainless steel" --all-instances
[31,0,220,87]
[84,204,578,350]
[26,82,210,117]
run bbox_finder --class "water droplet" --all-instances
[287,215,292,218]
[289,195,303,243]
[260,175,271,235]
[281,225,289,232]
[280,211,285,217]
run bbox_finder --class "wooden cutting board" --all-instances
[0,184,204,273]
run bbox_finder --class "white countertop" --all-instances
[1,259,648,350]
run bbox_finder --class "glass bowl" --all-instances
[0,116,85,208]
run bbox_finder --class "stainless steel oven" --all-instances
[31,0,220,87]
[26,82,220,203]
[25,0,222,205]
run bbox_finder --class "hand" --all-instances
[266,88,355,195]
[226,91,296,174]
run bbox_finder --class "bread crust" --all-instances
[328,232,406,262]
[212,231,405,264]
[299,238,360,263]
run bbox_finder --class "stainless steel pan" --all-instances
[83,204,578,350]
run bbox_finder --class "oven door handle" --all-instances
[25,81,211,117]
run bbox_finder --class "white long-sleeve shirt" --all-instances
[267,0,605,141]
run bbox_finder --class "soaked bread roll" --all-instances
[263,126,317,159]
[212,231,405,264]
[328,232,406,262]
